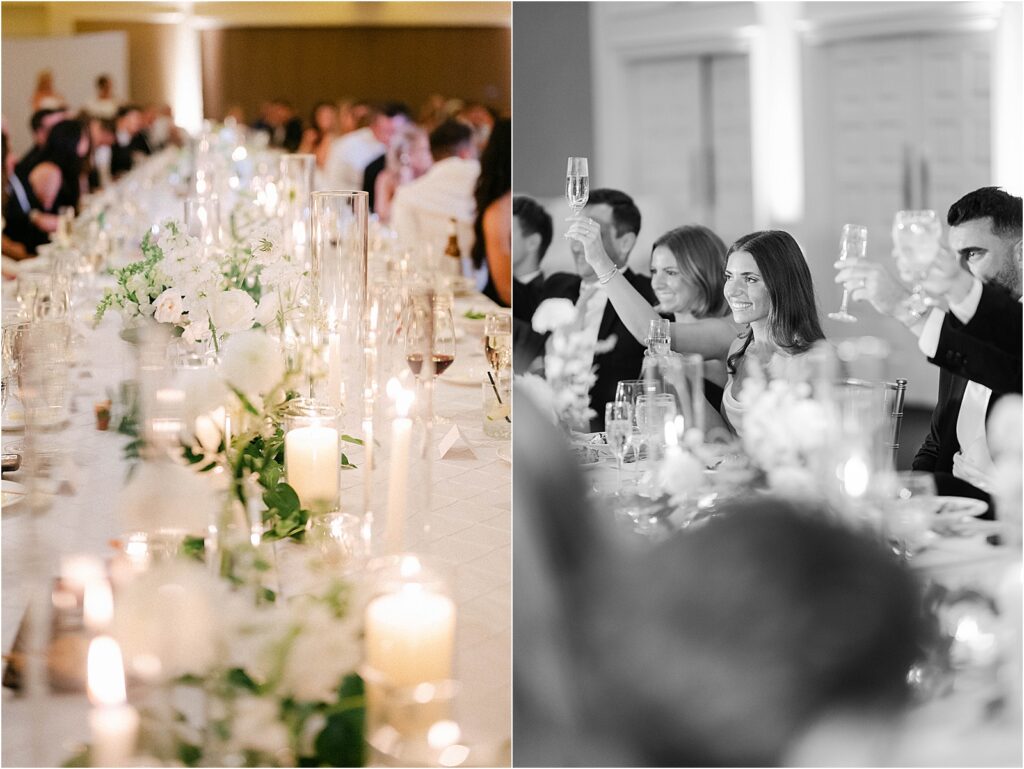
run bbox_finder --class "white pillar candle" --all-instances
[385,381,415,554]
[87,636,139,768]
[285,424,339,512]
[364,584,456,685]
[83,579,114,632]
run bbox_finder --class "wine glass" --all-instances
[829,223,867,323]
[405,289,456,423]
[566,157,589,216]
[483,312,512,373]
[605,401,633,493]
[885,471,938,559]
[892,210,942,311]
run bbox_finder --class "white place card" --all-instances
[438,424,476,460]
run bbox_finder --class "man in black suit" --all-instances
[536,188,656,431]
[512,195,553,324]
[838,187,1022,513]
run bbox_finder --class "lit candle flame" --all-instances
[841,456,869,498]
[84,580,114,632]
[387,378,415,418]
[87,636,127,706]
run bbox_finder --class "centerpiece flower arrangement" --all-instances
[519,297,615,432]
[66,561,365,768]
[738,358,831,496]
[95,217,306,351]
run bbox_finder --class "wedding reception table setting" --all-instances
[1,122,510,768]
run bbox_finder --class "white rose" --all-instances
[277,602,360,702]
[153,288,185,324]
[254,291,282,328]
[208,289,256,335]
[182,318,212,345]
[117,460,220,535]
[532,298,576,333]
[220,328,286,396]
[229,697,290,756]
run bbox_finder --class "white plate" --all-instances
[496,445,511,463]
[442,363,488,387]
[2,480,27,512]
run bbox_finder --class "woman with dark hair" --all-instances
[719,230,826,432]
[27,118,90,213]
[298,101,338,185]
[569,221,824,434]
[472,118,511,306]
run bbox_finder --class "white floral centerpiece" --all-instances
[522,297,615,432]
[96,218,306,350]
[72,560,367,768]
[739,359,831,496]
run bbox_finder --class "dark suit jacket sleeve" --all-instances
[912,370,961,473]
[929,283,1022,393]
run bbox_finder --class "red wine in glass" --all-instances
[407,353,456,377]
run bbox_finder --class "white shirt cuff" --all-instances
[948,277,983,325]
[917,308,946,358]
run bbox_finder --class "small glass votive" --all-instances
[363,674,464,768]
[481,372,511,439]
[306,512,368,574]
[283,398,341,514]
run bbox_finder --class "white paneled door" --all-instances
[822,30,991,406]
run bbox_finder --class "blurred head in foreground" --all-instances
[576,498,926,766]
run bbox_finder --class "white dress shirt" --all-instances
[390,157,480,258]
[323,128,384,191]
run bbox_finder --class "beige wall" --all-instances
[73,20,177,108]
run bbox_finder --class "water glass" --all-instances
[484,312,512,373]
[605,401,633,491]
[306,512,367,574]
[482,371,511,438]
[885,471,938,558]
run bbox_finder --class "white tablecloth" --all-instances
[1,283,510,765]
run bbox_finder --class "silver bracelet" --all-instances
[597,265,619,285]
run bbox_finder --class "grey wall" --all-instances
[512,2,594,200]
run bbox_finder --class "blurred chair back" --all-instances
[842,377,907,467]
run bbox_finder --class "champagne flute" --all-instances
[605,401,632,493]
[483,312,512,373]
[829,223,867,323]
[566,157,589,216]
[892,210,942,311]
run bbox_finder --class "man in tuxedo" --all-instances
[512,195,553,323]
[838,186,1022,513]
[537,188,656,431]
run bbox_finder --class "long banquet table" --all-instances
[1,238,510,765]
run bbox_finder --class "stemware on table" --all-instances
[605,401,633,493]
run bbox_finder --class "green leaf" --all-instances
[313,703,365,767]
[61,745,90,767]
[177,742,202,767]
[340,434,364,446]
[227,667,260,693]
[263,483,301,517]
[181,535,206,562]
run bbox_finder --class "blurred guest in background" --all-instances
[511,195,555,374]
[270,99,303,152]
[143,104,182,151]
[370,124,432,223]
[86,116,115,190]
[30,118,90,213]
[512,194,554,320]
[336,99,370,136]
[31,69,65,111]
[390,118,479,263]
[3,130,49,258]
[298,101,339,187]
[458,101,498,156]
[837,186,1022,512]
[472,117,512,306]
[110,104,148,177]
[84,74,118,119]
[325,101,410,191]
[15,108,67,180]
